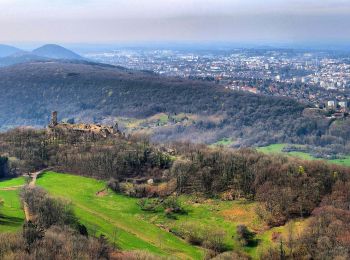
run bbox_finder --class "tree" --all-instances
[236,225,255,246]
[22,221,44,252]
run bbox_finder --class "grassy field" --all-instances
[211,138,234,147]
[0,177,25,232]
[329,157,350,167]
[37,172,204,259]
[257,143,350,167]
[36,172,305,259]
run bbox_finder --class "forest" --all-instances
[0,60,349,158]
[0,127,349,259]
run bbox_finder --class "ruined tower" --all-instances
[50,111,58,127]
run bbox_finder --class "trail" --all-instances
[0,185,24,191]
[23,169,48,221]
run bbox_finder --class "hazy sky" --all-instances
[1,0,350,44]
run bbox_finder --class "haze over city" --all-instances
[1,0,350,45]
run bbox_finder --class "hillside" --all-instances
[0,52,49,67]
[0,44,21,58]
[0,44,83,68]
[0,127,350,259]
[0,59,336,150]
[32,44,83,60]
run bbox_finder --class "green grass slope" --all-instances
[37,172,204,259]
[37,172,307,259]
[257,144,350,167]
[0,177,25,232]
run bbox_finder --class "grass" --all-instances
[0,176,26,188]
[143,198,261,257]
[158,114,169,125]
[256,143,286,154]
[36,172,307,259]
[257,143,350,167]
[211,138,234,147]
[330,156,350,167]
[37,172,204,259]
[141,196,306,259]
[0,177,25,232]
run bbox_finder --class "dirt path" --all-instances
[23,169,49,221]
[0,185,24,191]
[25,169,47,187]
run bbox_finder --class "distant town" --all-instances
[85,48,350,116]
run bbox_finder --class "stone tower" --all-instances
[50,111,58,127]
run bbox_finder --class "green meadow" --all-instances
[0,172,309,259]
[36,172,203,259]
[36,172,303,259]
[257,143,350,167]
[0,177,25,232]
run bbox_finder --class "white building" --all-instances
[339,101,348,109]
[327,100,336,109]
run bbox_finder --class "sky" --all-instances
[1,0,350,45]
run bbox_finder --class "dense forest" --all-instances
[0,60,349,157]
[0,128,349,259]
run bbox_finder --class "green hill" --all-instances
[36,171,308,259]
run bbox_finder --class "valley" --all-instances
[0,44,349,259]
[1,0,350,258]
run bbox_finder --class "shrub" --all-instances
[236,225,255,246]
[21,186,78,229]
[203,229,227,253]
[211,251,250,260]
[107,178,120,193]
[176,222,227,252]
[117,250,165,259]
[138,199,160,212]
[162,196,185,214]
[22,221,44,251]
[178,223,205,245]
[0,225,114,260]
[119,182,135,196]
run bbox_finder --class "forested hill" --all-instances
[0,60,343,150]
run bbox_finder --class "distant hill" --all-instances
[0,44,21,58]
[0,52,49,67]
[0,44,84,67]
[0,59,336,149]
[32,44,83,60]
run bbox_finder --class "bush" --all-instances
[162,196,185,215]
[0,225,113,260]
[178,223,205,245]
[138,199,160,212]
[107,178,120,193]
[21,186,78,229]
[22,221,44,251]
[176,222,227,252]
[236,225,255,246]
[211,251,250,260]
[117,250,165,259]
[203,229,227,253]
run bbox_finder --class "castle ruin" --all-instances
[47,111,120,138]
